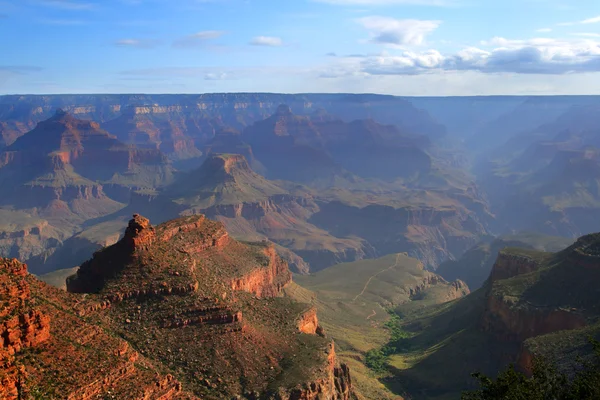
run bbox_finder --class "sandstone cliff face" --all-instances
[481,294,587,342]
[0,259,51,400]
[273,342,353,400]
[481,250,588,345]
[296,307,326,337]
[230,244,292,298]
[488,251,541,283]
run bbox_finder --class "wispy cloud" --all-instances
[0,66,43,74]
[558,15,600,27]
[173,30,226,48]
[36,0,95,10]
[536,28,552,33]
[204,72,229,80]
[313,0,452,6]
[358,16,441,46]
[249,36,283,47]
[115,38,160,48]
[570,32,600,38]
[582,16,600,24]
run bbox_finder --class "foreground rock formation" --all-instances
[1,214,354,399]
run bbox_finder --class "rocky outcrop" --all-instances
[481,249,588,343]
[230,245,292,298]
[274,342,353,400]
[297,307,325,337]
[481,294,586,342]
[488,251,541,283]
[0,259,51,400]
[67,214,157,293]
[0,260,51,352]
[124,213,156,249]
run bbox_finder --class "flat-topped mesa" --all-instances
[202,153,253,176]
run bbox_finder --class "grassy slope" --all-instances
[385,289,513,400]
[390,241,600,400]
[290,253,467,400]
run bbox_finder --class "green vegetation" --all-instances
[291,253,470,399]
[365,313,412,373]
[462,339,600,400]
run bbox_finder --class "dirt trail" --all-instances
[352,254,400,303]
[366,310,377,320]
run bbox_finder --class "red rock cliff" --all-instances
[0,259,51,400]
[274,342,353,400]
[230,244,292,298]
[481,251,586,342]
[488,251,541,283]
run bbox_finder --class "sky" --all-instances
[1,0,600,95]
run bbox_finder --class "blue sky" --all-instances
[1,0,600,95]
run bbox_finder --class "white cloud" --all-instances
[358,16,441,46]
[558,15,600,27]
[536,28,552,33]
[582,16,600,24]
[325,37,600,76]
[204,72,229,80]
[314,0,451,5]
[173,31,226,48]
[249,36,283,47]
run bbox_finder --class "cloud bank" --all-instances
[323,37,600,77]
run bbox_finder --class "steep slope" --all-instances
[0,111,178,270]
[437,233,574,290]
[242,105,350,185]
[168,154,374,273]
[242,105,433,185]
[289,253,469,400]
[0,257,194,399]
[378,233,600,399]
[102,105,203,161]
[203,126,266,173]
[483,148,600,237]
[64,214,354,399]
[0,110,174,210]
